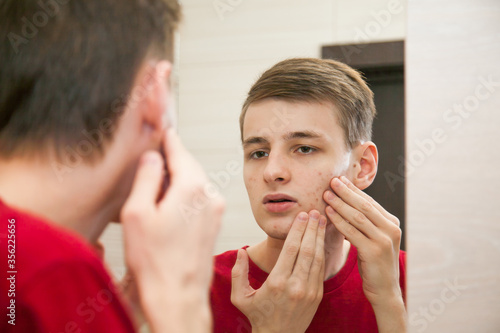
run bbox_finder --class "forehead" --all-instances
[243,99,345,144]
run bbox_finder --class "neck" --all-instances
[247,223,350,280]
[0,153,132,244]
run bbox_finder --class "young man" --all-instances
[0,1,226,332]
[210,58,407,332]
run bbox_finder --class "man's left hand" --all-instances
[323,176,406,333]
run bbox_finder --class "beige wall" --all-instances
[406,0,500,332]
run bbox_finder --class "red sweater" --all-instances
[0,199,136,333]
[210,245,406,333]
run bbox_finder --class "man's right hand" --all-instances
[120,128,225,333]
[231,210,326,333]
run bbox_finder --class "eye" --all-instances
[250,151,269,159]
[296,146,316,154]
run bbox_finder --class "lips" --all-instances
[263,193,297,213]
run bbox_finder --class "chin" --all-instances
[265,230,288,240]
[258,216,295,240]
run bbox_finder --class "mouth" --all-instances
[263,193,297,213]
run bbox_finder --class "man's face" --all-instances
[242,99,352,240]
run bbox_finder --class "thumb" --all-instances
[121,151,163,225]
[231,249,254,307]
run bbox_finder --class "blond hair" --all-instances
[240,58,376,148]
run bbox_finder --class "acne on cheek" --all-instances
[305,184,328,212]
[304,201,328,216]
[316,170,335,189]
[310,171,335,216]
[305,191,319,204]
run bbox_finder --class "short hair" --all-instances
[240,58,376,148]
[0,0,181,160]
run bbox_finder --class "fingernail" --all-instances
[325,191,335,201]
[333,178,343,187]
[298,212,308,221]
[340,176,350,184]
[237,249,242,260]
[326,206,335,215]
[309,210,320,220]
[319,216,326,227]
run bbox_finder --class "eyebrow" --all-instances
[243,130,323,148]
[283,130,322,141]
[242,136,269,148]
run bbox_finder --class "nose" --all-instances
[263,152,291,184]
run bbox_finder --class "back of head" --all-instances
[0,0,181,161]
[240,58,376,148]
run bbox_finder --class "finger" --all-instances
[309,215,326,287]
[272,212,309,276]
[162,127,208,186]
[328,177,391,231]
[231,249,255,307]
[162,128,186,184]
[205,196,226,239]
[159,128,212,203]
[292,210,321,280]
[325,206,370,250]
[197,196,226,263]
[339,176,399,226]
[324,189,384,240]
[121,151,164,222]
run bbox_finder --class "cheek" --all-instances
[245,176,256,186]
[301,170,334,212]
[244,176,259,202]
[332,153,352,177]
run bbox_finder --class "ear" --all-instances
[349,141,378,190]
[133,60,172,142]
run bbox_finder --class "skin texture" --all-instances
[231,98,406,332]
